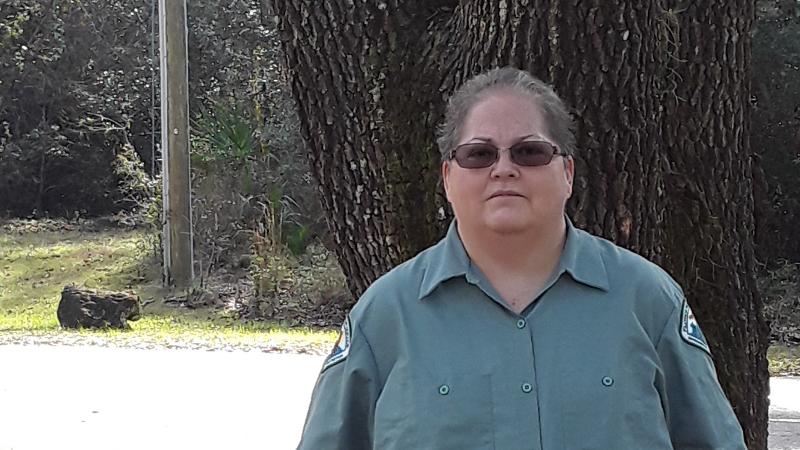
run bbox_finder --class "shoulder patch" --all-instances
[322,317,351,372]
[680,300,711,355]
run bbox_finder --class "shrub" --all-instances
[759,261,800,343]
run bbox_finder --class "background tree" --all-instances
[267,0,769,447]
[0,0,154,216]
[751,1,800,263]
[658,2,769,446]
[0,0,319,223]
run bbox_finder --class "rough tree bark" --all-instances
[263,0,451,296]
[266,0,767,446]
[545,2,668,260]
[660,2,769,448]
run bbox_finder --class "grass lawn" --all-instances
[768,344,800,376]
[0,224,336,352]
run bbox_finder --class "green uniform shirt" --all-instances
[298,219,746,450]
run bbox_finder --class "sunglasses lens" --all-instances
[453,144,497,168]
[451,141,558,168]
[511,142,555,166]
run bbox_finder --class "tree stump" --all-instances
[57,286,142,330]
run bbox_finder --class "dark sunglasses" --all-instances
[449,141,567,169]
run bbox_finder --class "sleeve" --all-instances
[297,316,380,450]
[655,298,747,450]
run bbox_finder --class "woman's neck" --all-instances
[458,217,568,282]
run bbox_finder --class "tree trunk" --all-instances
[268,1,767,446]
[660,2,769,448]
[546,1,668,261]
[35,144,46,218]
[264,0,451,297]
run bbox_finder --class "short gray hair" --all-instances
[436,66,577,161]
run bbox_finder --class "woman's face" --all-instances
[442,89,574,235]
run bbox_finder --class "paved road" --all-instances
[771,378,800,450]
[0,345,798,450]
[0,345,321,450]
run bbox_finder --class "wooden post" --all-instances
[158,0,193,288]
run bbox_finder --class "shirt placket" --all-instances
[498,312,543,450]
[467,270,543,449]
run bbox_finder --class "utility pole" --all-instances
[158,0,193,288]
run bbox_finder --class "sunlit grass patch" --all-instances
[768,344,800,376]
[103,311,336,351]
[0,229,150,324]
[0,226,336,352]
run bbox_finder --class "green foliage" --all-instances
[187,81,324,303]
[759,260,800,343]
[0,0,336,319]
[0,0,326,236]
[114,142,157,212]
[192,102,259,169]
[0,0,292,218]
[285,225,310,256]
[251,253,291,299]
[188,95,314,294]
[0,0,156,217]
[768,345,800,376]
[250,183,303,297]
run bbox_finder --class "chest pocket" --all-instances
[375,371,496,450]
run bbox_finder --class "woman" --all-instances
[297,67,746,450]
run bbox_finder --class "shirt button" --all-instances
[438,384,450,395]
[602,376,614,387]
[521,383,533,393]
[516,319,527,329]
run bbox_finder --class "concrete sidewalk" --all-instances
[0,344,797,449]
[770,377,800,450]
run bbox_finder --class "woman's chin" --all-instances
[483,215,532,235]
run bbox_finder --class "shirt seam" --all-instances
[654,299,682,349]
[355,321,380,448]
[356,320,383,392]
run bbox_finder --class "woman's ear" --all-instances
[564,156,575,198]
[442,161,452,202]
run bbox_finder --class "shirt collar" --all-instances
[417,220,470,300]
[417,216,610,300]
[558,217,610,292]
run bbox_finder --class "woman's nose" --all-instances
[491,148,519,178]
